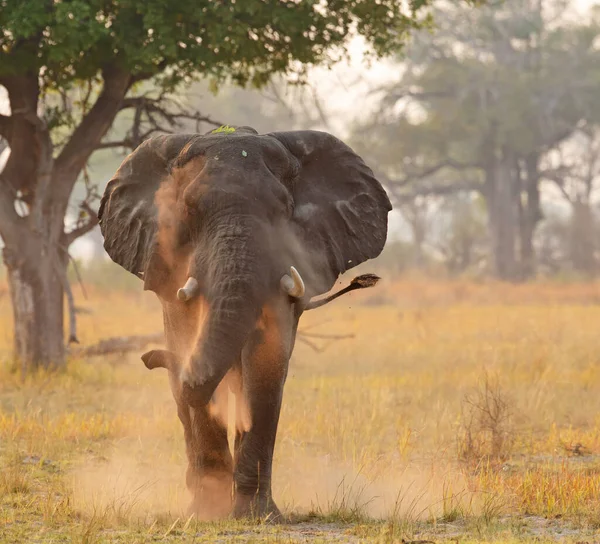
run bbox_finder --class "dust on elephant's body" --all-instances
[98,125,391,520]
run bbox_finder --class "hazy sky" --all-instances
[313,0,598,135]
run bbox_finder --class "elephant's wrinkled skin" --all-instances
[98,126,391,520]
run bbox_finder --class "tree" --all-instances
[0,0,441,369]
[352,0,600,280]
[543,127,600,276]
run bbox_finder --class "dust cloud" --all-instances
[68,371,189,523]
[69,378,477,524]
[274,450,477,520]
[71,451,188,523]
[72,442,477,523]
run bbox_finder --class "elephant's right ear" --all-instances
[98,134,197,285]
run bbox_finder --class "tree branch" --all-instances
[64,213,99,246]
[391,179,483,201]
[541,167,575,204]
[379,159,483,190]
[53,66,132,202]
[95,140,134,150]
[541,127,578,152]
[70,333,164,358]
[64,182,101,246]
[106,93,221,150]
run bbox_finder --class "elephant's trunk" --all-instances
[183,216,265,406]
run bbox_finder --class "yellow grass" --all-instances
[2,276,600,541]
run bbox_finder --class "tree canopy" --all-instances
[0,0,433,89]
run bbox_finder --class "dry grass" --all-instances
[2,275,600,541]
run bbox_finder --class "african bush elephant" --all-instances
[98,126,391,521]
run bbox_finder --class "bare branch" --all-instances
[70,333,164,358]
[391,179,482,201]
[53,66,132,203]
[379,159,483,190]
[64,213,99,246]
[64,174,101,246]
[300,332,355,340]
[106,93,222,150]
[540,166,575,203]
[95,140,134,150]
[296,336,324,353]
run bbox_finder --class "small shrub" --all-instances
[458,373,514,467]
[0,460,31,495]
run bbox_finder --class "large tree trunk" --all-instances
[0,69,131,372]
[518,155,541,280]
[3,232,66,370]
[486,157,519,281]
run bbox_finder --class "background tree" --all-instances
[542,127,600,276]
[0,0,442,370]
[352,0,600,280]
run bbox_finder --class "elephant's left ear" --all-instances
[269,130,392,295]
[97,134,197,284]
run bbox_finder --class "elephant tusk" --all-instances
[280,266,305,298]
[177,277,200,301]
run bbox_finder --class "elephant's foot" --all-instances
[187,472,233,521]
[232,493,283,523]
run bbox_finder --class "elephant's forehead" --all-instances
[175,133,291,174]
[177,157,292,214]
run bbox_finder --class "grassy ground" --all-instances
[2,275,600,542]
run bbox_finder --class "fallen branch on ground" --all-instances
[72,327,353,359]
[70,333,164,358]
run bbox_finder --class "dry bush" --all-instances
[458,373,514,468]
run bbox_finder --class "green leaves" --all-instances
[211,125,237,134]
[0,0,442,91]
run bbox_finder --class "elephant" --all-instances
[97,125,391,521]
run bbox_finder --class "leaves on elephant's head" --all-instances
[211,125,237,134]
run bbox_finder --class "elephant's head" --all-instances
[98,126,391,404]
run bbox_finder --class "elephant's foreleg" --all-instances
[232,304,292,521]
[178,401,233,520]
[231,378,285,521]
